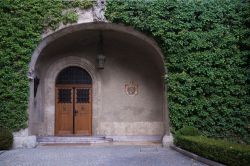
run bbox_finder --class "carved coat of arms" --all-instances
[125,81,138,96]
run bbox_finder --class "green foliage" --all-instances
[62,11,78,25]
[0,0,249,144]
[106,0,250,143]
[174,135,250,166]
[62,0,94,10]
[0,0,93,131]
[175,126,200,136]
[0,126,13,150]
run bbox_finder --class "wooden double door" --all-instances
[55,85,92,136]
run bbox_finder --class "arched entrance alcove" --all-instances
[28,22,170,141]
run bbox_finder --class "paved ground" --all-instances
[0,145,207,166]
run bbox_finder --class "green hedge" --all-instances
[174,135,250,166]
[0,127,13,150]
[106,0,250,143]
[0,0,93,131]
[175,126,200,136]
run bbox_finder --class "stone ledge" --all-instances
[162,134,173,147]
[13,135,37,149]
[106,135,162,142]
[170,145,225,166]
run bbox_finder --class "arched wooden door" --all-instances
[55,67,92,136]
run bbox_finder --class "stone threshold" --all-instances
[37,141,162,147]
[170,145,225,166]
[37,136,113,144]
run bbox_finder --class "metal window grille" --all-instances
[58,89,71,103]
[56,66,92,84]
[77,89,89,103]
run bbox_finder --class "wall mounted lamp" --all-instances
[34,76,40,97]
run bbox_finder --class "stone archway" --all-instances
[30,56,101,136]
[28,22,170,144]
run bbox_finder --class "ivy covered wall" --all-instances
[0,0,249,143]
[106,0,250,143]
[0,0,93,131]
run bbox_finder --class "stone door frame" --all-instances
[41,56,100,135]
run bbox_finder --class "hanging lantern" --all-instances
[97,31,106,69]
[97,53,106,69]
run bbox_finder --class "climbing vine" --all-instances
[0,0,94,131]
[106,0,250,143]
[0,0,249,144]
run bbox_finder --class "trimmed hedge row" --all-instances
[175,126,200,136]
[174,135,250,166]
[0,127,13,150]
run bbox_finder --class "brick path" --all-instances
[0,145,207,166]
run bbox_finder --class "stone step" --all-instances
[37,136,113,144]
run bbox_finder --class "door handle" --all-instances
[74,109,78,114]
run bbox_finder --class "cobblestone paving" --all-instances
[0,145,207,166]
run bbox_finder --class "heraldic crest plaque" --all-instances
[125,81,138,96]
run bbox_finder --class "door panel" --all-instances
[74,88,92,135]
[55,88,73,135]
[55,85,92,136]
